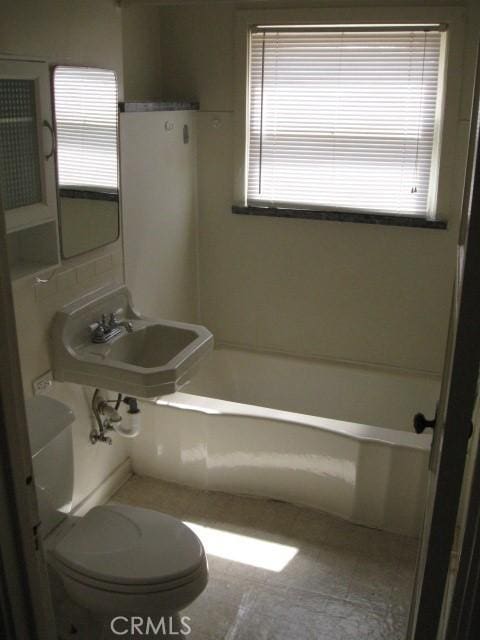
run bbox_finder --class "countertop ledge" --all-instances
[232,205,448,230]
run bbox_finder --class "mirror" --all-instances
[53,66,120,259]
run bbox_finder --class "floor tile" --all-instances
[111,475,418,640]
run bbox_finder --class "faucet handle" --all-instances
[89,322,105,341]
[109,308,128,327]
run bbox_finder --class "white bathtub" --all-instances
[131,347,439,536]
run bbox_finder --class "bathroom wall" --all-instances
[120,110,199,322]
[0,0,129,508]
[157,0,479,376]
[120,4,199,323]
[0,0,124,97]
[121,2,163,101]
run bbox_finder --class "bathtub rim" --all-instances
[147,391,432,453]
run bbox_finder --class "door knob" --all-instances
[414,411,437,434]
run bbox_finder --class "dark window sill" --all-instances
[232,205,447,230]
[59,188,119,203]
[119,100,199,113]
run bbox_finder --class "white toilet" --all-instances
[26,396,208,635]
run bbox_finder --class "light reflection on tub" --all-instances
[204,451,356,487]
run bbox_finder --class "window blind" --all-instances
[54,67,118,191]
[247,27,444,217]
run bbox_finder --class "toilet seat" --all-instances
[55,556,208,595]
[52,504,206,590]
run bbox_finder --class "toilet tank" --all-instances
[25,396,75,537]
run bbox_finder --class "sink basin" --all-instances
[106,325,199,368]
[51,286,213,398]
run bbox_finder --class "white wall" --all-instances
[121,2,163,101]
[158,0,479,376]
[0,0,124,97]
[0,0,129,508]
[120,110,199,322]
[120,2,200,324]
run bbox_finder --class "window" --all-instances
[53,66,118,192]
[246,26,445,218]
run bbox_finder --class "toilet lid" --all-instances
[53,504,205,586]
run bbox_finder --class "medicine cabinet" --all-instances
[0,57,59,280]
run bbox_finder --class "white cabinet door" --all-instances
[0,59,57,233]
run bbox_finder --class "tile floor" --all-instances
[112,475,418,640]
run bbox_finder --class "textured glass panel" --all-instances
[0,79,42,210]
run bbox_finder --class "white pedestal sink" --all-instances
[51,286,213,398]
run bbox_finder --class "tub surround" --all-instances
[156,1,480,375]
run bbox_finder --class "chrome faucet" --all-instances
[90,311,133,344]
[108,312,133,333]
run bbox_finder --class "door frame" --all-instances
[411,38,480,640]
[446,431,480,639]
[0,194,56,640]
[444,45,480,634]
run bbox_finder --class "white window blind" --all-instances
[247,27,444,217]
[53,66,118,191]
